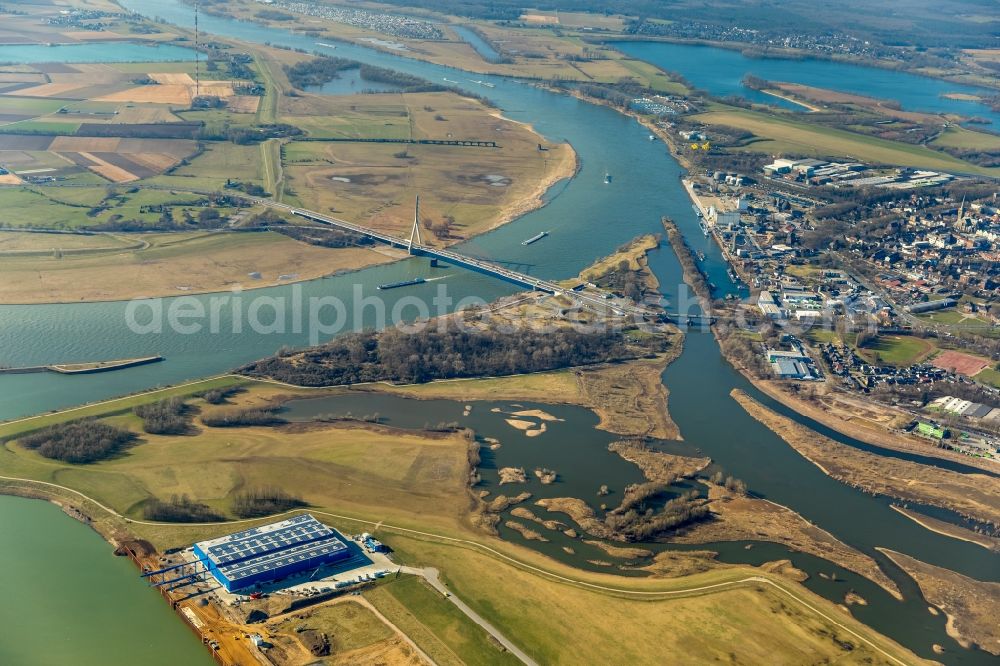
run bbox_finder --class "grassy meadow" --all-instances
[693,107,1000,176]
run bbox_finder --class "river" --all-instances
[2,2,998,662]
[0,495,213,666]
[617,41,1000,130]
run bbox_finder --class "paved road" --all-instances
[401,566,539,666]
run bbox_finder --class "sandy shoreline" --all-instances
[890,505,1000,552]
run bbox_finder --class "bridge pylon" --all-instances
[408,195,423,254]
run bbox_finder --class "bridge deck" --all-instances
[265,201,679,322]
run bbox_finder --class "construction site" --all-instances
[125,515,403,665]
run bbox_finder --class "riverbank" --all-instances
[891,505,1000,552]
[604,35,1000,93]
[244,232,683,440]
[759,88,821,112]
[749,378,1000,475]
[731,388,1000,528]
[3,3,994,662]
[0,28,576,306]
[880,548,1000,657]
[669,483,903,599]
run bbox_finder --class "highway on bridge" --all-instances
[257,199,666,320]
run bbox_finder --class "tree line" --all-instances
[17,420,136,464]
[134,398,193,435]
[200,407,286,428]
[232,486,306,519]
[240,326,642,386]
[143,495,223,522]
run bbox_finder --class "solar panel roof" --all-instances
[196,514,335,567]
[219,537,348,584]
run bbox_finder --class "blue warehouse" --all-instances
[193,514,351,592]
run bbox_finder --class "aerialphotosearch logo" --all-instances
[124,284,500,345]
[123,282,678,345]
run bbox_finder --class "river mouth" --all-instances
[1,0,996,661]
[275,389,976,664]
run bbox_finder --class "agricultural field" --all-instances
[0,57,261,187]
[0,6,170,46]
[145,142,265,191]
[0,185,208,229]
[0,27,575,300]
[692,107,1000,176]
[279,91,576,244]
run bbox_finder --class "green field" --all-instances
[916,309,991,326]
[0,376,244,439]
[0,189,103,228]
[931,125,1000,151]
[0,96,67,116]
[694,106,1000,176]
[0,120,80,135]
[857,335,935,366]
[377,532,918,666]
[804,327,841,345]
[975,367,1000,388]
[0,186,228,229]
[0,374,926,666]
[367,576,519,666]
[617,57,687,94]
[147,142,263,190]
[0,382,474,529]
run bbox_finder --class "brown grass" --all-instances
[227,95,261,113]
[7,82,89,98]
[576,355,681,440]
[113,107,180,124]
[96,85,192,105]
[0,232,396,304]
[124,152,183,171]
[0,72,47,84]
[890,505,1000,552]
[78,151,138,183]
[880,549,1000,656]
[149,73,195,85]
[608,440,709,482]
[773,82,937,123]
[731,389,1000,526]
[280,91,576,245]
[49,136,121,152]
[672,483,903,599]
